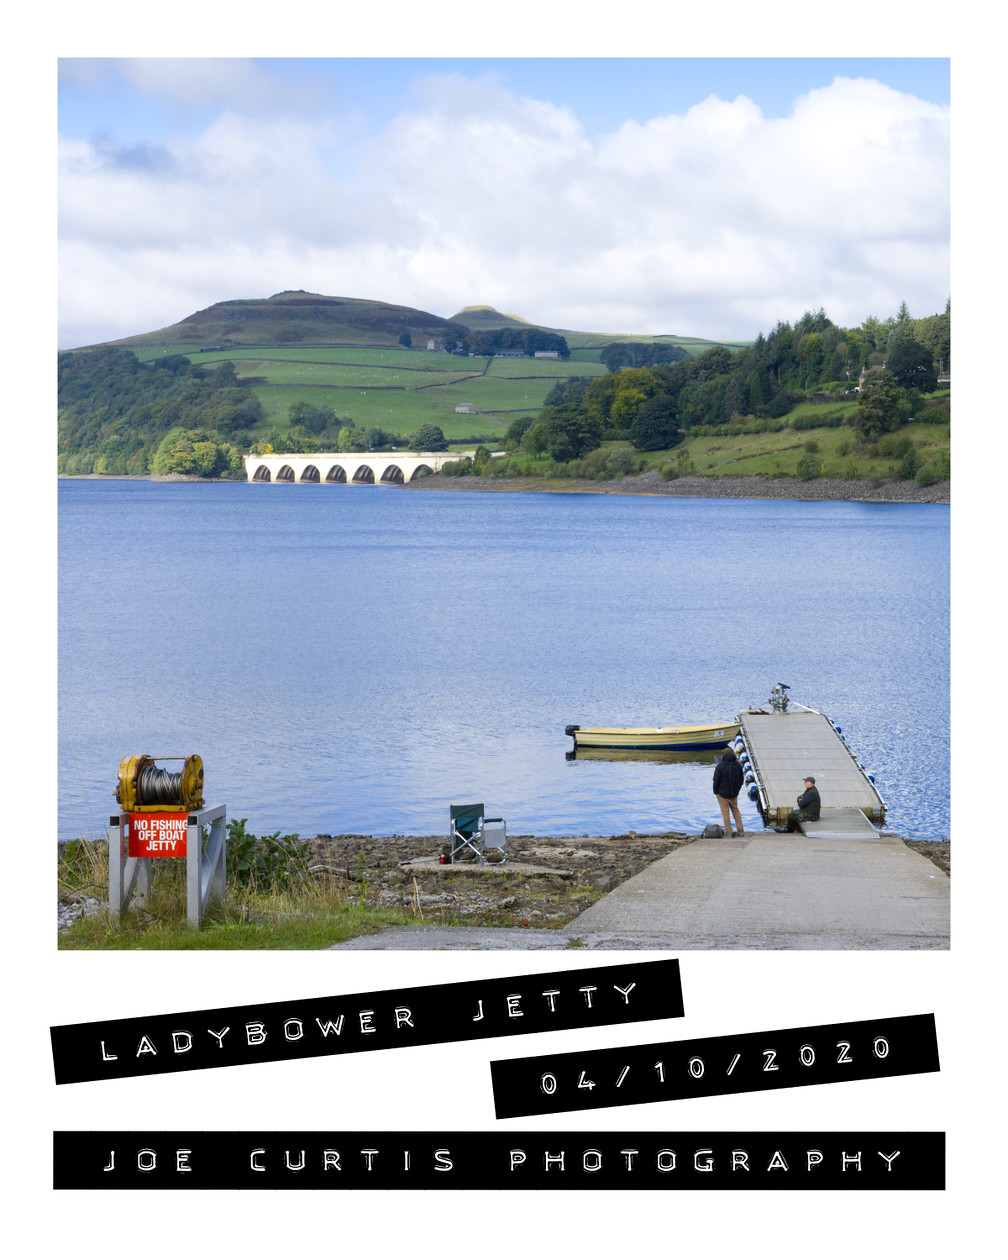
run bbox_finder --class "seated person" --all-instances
[785,776,821,832]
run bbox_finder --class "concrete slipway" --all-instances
[329,828,950,951]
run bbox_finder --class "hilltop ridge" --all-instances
[85,290,741,354]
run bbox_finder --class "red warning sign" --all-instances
[128,812,189,858]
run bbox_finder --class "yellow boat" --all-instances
[565,721,740,751]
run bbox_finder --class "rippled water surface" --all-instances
[58,480,950,842]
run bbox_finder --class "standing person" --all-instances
[712,747,745,837]
[785,776,821,832]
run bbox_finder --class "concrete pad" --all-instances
[565,830,949,950]
[329,830,948,951]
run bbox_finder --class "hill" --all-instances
[106,290,471,351]
[448,303,746,353]
[100,291,746,357]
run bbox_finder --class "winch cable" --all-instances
[137,764,186,806]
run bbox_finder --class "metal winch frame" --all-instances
[109,753,224,928]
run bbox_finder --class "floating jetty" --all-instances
[735,706,886,836]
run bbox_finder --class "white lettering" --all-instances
[878,1150,901,1172]
[613,982,636,1004]
[285,1151,305,1171]
[579,986,597,1008]
[394,1006,414,1029]
[583,1149,603,1173]
[208,1027,230,1048]
[137,1148,157,1173]
[246,1021,266,1046]
[694,1149,714,1172]
[509,1150,527,1172]
[136,1035,157,1058]
[359,1010,375,1034]
[316,1016,344,1038]
[507,994,523,1018]
[176,1150,191,1174]
[842,1151,862,1172]
[434,1149,453,1172]
[101,1041,117,1062]
[621,1149,639,1171]
[103,1150,114,1172]
[544,1150,565,1171]
[657,1149,677,1172]
[472,999,484,1022]
[361,1149,379,1171]
[767,1150,789,1172]
[323,1150,341,1170]
[172,1031,192,1054]
[807,1150,824,1171]
[251,1149,265,1172]
[542,990,560,1012]
[731,1150,750,1171]
[283,1019,304,1042]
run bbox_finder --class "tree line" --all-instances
[58,347,263,476]
[501,301,951,465]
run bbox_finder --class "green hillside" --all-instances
[448,303,747,354]
[59,292,949,489]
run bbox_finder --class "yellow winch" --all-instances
[115,754,205,813]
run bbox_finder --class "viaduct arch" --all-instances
[243,451,474,485]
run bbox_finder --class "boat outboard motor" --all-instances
[769,683,791,713]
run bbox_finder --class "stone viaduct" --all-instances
[243,451,475,485]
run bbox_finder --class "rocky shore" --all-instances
[59,830,949,932]
[402,470,950,504]
[63,470,949,504]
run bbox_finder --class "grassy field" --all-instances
[134,342,580,438]
[684,419,949,480]
[124,339,947,480]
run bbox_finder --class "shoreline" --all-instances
[59,470,950,505]
[58,830,950,933]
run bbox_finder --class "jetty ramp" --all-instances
[736,708,886,832]
[561,829,949,949]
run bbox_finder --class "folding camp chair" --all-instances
[449,802,507,864]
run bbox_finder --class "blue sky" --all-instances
[58,57,951,348]
[59,57,950,142]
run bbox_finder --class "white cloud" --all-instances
[58,72,949,347]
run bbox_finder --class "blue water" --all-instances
[58,480,950,843]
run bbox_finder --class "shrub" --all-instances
[227,819,309,891]
[915,464,940,487]
[604,445,637,477]
[898,446,921,480]
[441,457,474,477]
[796,452,822,480]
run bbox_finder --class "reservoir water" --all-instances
[58,480,950,844]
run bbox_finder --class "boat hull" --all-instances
[566,722,740,751]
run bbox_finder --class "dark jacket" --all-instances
[713,753,744,799]
[796,785,821,819]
